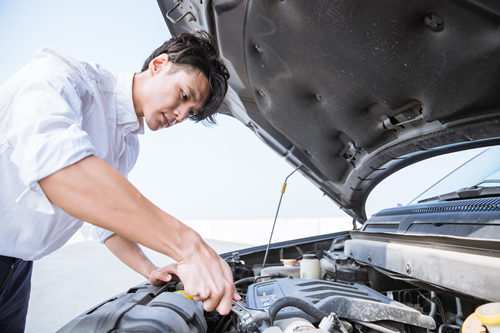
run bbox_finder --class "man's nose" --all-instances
[174,106,190,122]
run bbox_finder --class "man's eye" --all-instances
[182,92,188,101]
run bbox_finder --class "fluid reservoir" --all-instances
[476,303,500,333]
[463,303,500,333]
[261,259,300,279]
[300,254,321,280]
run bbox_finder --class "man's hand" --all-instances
[104,235,239,312]
[39,156,240,315]
[176,239,241,315]
[105,235,178,286]
[149,263,179,286]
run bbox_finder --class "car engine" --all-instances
[156,235,482,333]
[57,233,493,333]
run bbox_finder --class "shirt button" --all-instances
[118,117,124,123]
[28,202,38,210]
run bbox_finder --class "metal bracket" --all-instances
[343,141,359,163]
[165,1,196,23]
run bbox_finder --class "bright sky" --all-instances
[0,0,350,221]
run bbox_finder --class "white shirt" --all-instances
[0,49,144,260]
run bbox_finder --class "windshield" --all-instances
[365,145,500,218]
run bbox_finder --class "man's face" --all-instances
[140,55,210,131]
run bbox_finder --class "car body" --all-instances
[59,1,500,332]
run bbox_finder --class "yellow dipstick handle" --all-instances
[174,290,194,301]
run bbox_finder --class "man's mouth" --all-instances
[162,113,169,127]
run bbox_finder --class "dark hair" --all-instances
[141,31,229,124]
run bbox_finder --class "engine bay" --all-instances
[159,233,487,333]
[58,230,497,333]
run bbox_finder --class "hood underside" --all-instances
[158,0,500,221]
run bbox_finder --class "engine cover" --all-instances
[246,278,435,329]
[57,283,207,333]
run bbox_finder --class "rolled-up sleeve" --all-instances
[7,59,96,214]
[90,226,115,243]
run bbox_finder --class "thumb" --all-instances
[158,271,172,282]
[151,269,172,282]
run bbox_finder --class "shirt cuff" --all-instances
[11,124,96,188]
[91,226,115,243]
[15,182,55,215]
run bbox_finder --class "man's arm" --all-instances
[38,155,239,314]
[104,234,178,286]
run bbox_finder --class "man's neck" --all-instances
[132,72,146,118]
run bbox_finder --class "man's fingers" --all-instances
[189,287,212,305]
[149,270,172,286]
[190,279,228,313]
[151,263,179,284]
[158,272,172,282]
[175,243,238,315]
[233,290,242,302]
[202,285,223,312]
[152,269,171,278]
[215,281,235,315]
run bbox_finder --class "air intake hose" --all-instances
[268,296,328,324]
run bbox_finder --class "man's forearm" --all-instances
[39,155,239,315]
[38,155,201,262]
[104,234,157,279]
[105,234,180,286]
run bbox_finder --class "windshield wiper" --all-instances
[474,179,500,187]
[406,148,491,205]
[419,179,500,203]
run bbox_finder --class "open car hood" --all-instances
[157,0,500,221]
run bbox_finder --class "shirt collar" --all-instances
[115,72,144,134]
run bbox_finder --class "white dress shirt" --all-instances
[0,49,143,260]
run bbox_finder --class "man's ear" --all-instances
[149,53,170,76]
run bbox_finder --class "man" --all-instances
[0,32,240,332]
